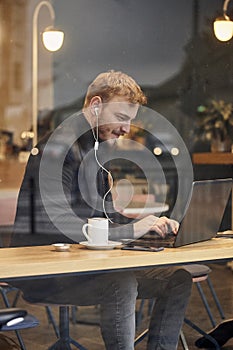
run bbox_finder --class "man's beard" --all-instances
[106,138,117,147]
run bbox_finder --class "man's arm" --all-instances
[133,215,179,239]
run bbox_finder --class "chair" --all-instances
[0,283,21,308]
[0,306,39,350]
[0,285,85,350]
[0,284,39,350]
[181,264,225,350]
[134,264,225,350]
[0,308,27,329]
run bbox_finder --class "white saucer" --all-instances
[79,241,122,250]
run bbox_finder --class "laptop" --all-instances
[123,178,232,249]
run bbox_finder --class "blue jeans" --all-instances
[18,267,192,350]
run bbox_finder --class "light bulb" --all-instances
[214,18,233,41]
[42,28,64,52]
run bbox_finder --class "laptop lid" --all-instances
[123,178,232,249]
[174,178,232,247]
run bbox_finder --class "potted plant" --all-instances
[195,100,233,152]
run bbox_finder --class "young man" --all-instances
[11,70,192,349]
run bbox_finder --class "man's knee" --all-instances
[112,271,138,292]
[169,268,192,290]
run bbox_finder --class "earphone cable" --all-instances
[91,109,114,223]
[94,148,114,223]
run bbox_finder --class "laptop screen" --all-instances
[174,178,232,247]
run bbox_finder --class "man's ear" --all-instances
[90,96,102,116]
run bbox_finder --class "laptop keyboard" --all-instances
[128,232,176,248]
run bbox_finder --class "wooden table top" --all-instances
[0,238,232,280]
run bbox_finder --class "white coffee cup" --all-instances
[82,218,109,245]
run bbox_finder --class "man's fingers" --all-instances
[151,223,167,238]
[150,217,179,237]
[169,220,180,234]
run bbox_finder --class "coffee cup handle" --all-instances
[82,224,92,243]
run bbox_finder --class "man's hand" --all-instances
[133,215,179,239]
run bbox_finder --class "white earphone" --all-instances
[93,105,99,150]
[94,106,99,117]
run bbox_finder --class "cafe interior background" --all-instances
[0,3,233,349]
[0,0,233,234]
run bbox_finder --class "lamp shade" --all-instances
[42,28,64,52]
[214,18,233,41]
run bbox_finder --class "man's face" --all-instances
[97,96,139,142]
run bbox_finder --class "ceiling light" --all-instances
[214,0,233,41]
[42,27,64,52]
